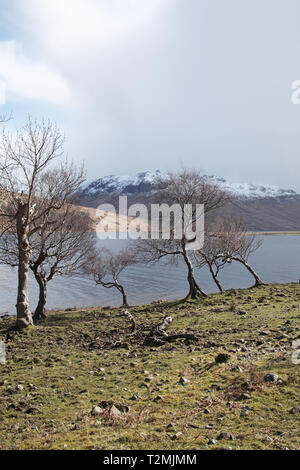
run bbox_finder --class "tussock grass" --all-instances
[0,283,299,450]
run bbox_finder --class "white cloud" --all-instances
[4,0,300,191]
[19,0,171,50]
[0,40,71,105]
[8,0,172,111]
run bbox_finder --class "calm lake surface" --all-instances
[1,235,300,316]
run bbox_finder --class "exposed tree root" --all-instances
[143,315,198,347]
[124,310,136,334]
[88,311,198,350]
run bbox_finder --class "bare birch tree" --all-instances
[0,206,94,321]
[136,169,229,300]
[194,229,228,293]
[29,207,95,321]
[86,247,136,307]
[215,217,263,287]
[0,118,85,328]
[195,217,263,290]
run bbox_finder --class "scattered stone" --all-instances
[166,423,176,431]
[210,384,222,391]
[130,393,140,401]
[289,407,300,415]
[264,373,279,384]
[25,406,40,415]
[116,404,130,413]
[16,384,24,391]
[240,407,250,417]
[241,382,255,392]
[154,395,163,402]
[276,333,289,340]
[109,405,122,419]
[217,432,235,441]
[231,365,244,373]
[171,432,183,440]
[238,393,251,401]
[91,406,102,416]
[179,376,190,386]
[145,375,153,382]
[215,353,230,364]
[237,310,247,316]
[208,439,217,445]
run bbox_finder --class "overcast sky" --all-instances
[1,0,300,189]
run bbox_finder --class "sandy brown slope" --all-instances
[80,193,300,232]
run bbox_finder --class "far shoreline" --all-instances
[248,231,300,236]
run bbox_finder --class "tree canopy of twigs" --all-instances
[195,217,263,290]
[0,117,85,328]
[136,168,230,300]
[0,207,95,321]
[85,247,137,307]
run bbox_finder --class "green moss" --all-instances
[0,283,299,450]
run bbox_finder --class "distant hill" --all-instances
[79,171,300,231]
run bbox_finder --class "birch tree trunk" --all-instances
[207,262,224,293]
[16,202,33,329]
[117,283,129,307]
[33,274,47,321]
[182,247,206,299]
[231,256,263,287]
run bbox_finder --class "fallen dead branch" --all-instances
[143,315,198,347]
[87,311,199,350]
[124,310,136,334]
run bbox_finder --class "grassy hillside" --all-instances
[0,283,299,450]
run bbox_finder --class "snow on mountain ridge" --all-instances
[81,171,298,200]
[207,175,297,199]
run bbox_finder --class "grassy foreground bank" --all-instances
[0,283,299,450]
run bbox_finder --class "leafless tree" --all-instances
[86,247,136,307]
[0,206,95,321]
[195,217,263,290]
[0,117,85,328]
[136,169,229,300]
[30,208,95,321]
[215,217,263,287]
[194,228,228,293]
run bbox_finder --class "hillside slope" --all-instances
[0,283,299,450]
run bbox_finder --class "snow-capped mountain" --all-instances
[80,170,298,201]
[206,175,298,200]
[79,171,300,231]
[81,171,162,197]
